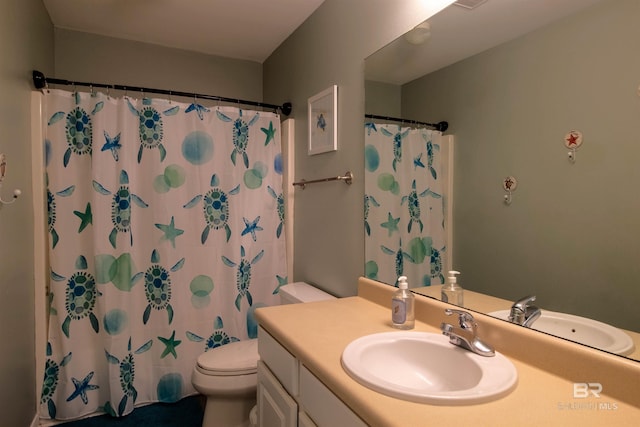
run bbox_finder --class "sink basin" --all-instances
[341,331,517,405]
[489,310,635,355]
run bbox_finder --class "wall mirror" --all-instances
[364,0,640,361]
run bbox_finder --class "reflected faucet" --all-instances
[509,295,541,328]
[441,308,495,357]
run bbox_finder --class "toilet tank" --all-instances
[279,282,336,305]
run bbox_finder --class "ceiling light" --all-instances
[454,0,488,10]
[404,21,431,45]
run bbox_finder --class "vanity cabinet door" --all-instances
[299,365,367,427]
[298,411,317,427]
[257,360,297,427]
[258,326,299,396]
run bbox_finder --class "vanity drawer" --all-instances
[299,364,367,427]
[258,326,299,396]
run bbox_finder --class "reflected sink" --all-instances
[341,332,517,405]
[489,310,635,355]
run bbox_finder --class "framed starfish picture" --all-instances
[308,85,337,155]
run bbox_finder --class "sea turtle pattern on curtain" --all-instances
[40,89,286,421]
[364,122,447,288]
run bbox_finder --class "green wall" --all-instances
[0,0,53,424]
[263,0,452,297]
[54,28,263,101]
[402,0,640,330]
[365,80,401,117]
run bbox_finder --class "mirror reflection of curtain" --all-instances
[364,123,448,288]
[41,89,286,420]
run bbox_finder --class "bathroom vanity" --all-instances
[255,278,640,426]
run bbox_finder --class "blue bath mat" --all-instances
[56,395,204,427]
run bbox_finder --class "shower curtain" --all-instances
[364,122,447,288]
[40,89,286,420]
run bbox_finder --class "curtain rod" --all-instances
[32,70,292,116]
[365,113,448,132]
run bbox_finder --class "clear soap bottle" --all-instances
[441,270,464,306]
[391,276,415,329]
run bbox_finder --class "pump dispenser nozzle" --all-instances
[397,276,408,289]
[447,270,460,283]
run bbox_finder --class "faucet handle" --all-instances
[509,295,538,325]
[444,308,476,330]
[512,295,536,310]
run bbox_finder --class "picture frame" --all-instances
[308,85,337,155]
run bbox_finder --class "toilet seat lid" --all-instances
[196,339,258,375]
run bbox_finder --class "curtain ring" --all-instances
[72,82,79,104]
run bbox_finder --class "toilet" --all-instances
[191,282,335,427]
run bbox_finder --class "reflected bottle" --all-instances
[391,276,415,329]
[441,270,464,306]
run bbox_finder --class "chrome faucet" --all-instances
[441,308,495,357]
[508,295,541,328]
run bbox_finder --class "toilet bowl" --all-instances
[191,282,335,427]
[192,339,258,427]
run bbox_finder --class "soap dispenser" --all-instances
[441,270,464,306]
[391,276,415,329]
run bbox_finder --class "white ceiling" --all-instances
[366,0,606,85]
[42,0,326,63]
